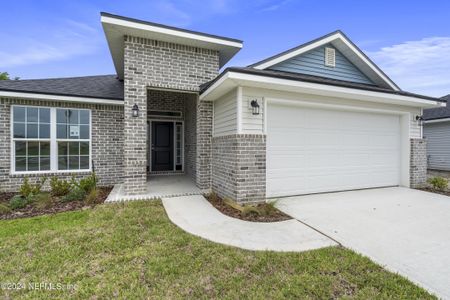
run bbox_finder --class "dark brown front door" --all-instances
[151,122,173,171]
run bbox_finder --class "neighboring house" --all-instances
[0,12,444,202]
[423,94,450,171]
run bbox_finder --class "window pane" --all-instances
[27,124,38,138]
[15,157,26,171]
[13,123,25,138]
[28,157,39,171]
[57,124,67,139]
[39,124,50,138]
[80,142,89,155]
[80,125,89,139]
[40,142,50,156]
[58,156,68,170]
[58,142,68,156]
[27,107,39,123]
[69,110,79,124]
[39,108,50,123]
[79,110,89,124]
[28,142,39,156]
[80,156,89,169]
[69,142,79,155]
[15,141,26,156]
[69,156,79,170]
[57,109,67,124]
[13,107,25,122]
[40,157,50,171]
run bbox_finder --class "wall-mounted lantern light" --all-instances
[415,115,423,126]
[250,99,260,115]
[132,103,139,117]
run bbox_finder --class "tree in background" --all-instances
[0,72,9,80]
[0,72,19,80]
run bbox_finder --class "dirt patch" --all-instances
[0,187,112,220]
[417,187,450,197]
[205,194,291,222]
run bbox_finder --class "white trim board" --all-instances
[251,31,400,91]
[0,91,123,105]
[200,71,443,109]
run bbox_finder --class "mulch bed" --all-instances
[0,187,112,220]
[206,194,291,222]
[417,187,450,197]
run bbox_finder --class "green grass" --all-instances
[0,201,435,299]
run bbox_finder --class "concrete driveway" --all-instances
[276,187,450,299]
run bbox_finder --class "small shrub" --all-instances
[73,173,97,193]
[62,188,86,202]
[428,176,448,191]
[9,195,28,210]
[31,192,53,209]
[0,203,11,215]
[19,176,47,198]
[241,205,260,217]
[84,188,99,206]
[260,200,278,216]
[50,176,71,197]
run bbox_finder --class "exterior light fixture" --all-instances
[415,115,423,126]
[250,99,260,115]
[132,103,139,117]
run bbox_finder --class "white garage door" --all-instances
[266,102,401,197]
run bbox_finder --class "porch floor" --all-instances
[106,175,202,202]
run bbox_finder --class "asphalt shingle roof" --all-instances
[423,94,450,120]
[0,75,124,100]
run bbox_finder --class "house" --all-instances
[0,12,444,202]
[423,94,450,171]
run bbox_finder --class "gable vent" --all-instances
[324,47,336,67]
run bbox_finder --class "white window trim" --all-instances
[10,105,92,175]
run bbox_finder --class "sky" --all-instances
[0,0,449,97]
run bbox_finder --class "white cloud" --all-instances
[258,0,292,12]
[369,37,450,97]
[0,20,100,68]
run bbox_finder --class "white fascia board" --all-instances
[201,71,443,108]
[0,91,123,105]
[424,118,450,124]
[101,16,243,49]
[252,32,399,91]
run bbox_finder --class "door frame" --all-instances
[148,119,184,173]
[265,97,411,196]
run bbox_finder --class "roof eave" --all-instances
[100,13,243,79]
[0,90,124,105]
[200,70,443,109]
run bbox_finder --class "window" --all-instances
[13,107,51,171]
[175,122,183,170]
[148,110,182,118]
[56,109,90,171]
[12,106,91,173]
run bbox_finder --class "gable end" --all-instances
[268,44,375,85]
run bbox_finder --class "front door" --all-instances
[151,121,173,171]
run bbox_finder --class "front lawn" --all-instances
[0,201,434,299]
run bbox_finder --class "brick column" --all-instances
[196,100,213,190]
[410,138,427,188]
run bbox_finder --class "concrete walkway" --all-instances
[162,195,337,252]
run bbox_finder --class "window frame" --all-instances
[10,105,92,175]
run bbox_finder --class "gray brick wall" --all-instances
[184,97,197,181]
[196,101,213,189]
[123,35,218,194]
[410,138,427,188]
[212,134,266,203]
[0,97,124,192]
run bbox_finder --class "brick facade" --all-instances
[123,35,218,195]
[410,138,427,188]
[0,97,124,192]
[212,134,266,203]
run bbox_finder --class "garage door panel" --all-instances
[267,103,401,197]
